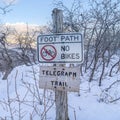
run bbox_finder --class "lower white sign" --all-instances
[39,66,80,92]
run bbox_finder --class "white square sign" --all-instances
[37,33,84,63]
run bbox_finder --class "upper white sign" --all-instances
[37,33,84,63]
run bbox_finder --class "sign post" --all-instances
[52,8,69,120]
[37,8,84,120]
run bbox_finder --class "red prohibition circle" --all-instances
[40,45,57,61]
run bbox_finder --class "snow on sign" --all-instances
[37,33,84,63]
[39,66,80,92]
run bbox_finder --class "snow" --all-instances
[68,80,120,120]
[0,60,120,120]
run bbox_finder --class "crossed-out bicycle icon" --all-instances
[40,45,57,61]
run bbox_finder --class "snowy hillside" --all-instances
[0,56,120,120]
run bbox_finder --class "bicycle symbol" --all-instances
[40,45,57,61]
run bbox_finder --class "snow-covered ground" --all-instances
[0,59,120,120]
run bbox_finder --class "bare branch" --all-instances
[0,0,15,14]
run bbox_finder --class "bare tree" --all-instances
[55,0,120,85]
[0,0,15,15]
